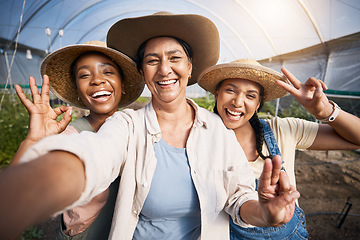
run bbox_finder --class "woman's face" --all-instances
[74,52,123,116]
[141,37,192,105]
[215,78,261,130]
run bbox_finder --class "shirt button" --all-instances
[133,209,137,215]
[143,182,148,188]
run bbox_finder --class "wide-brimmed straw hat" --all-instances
[106,11,220,85]
[198,59,290,102]
[41,41,144,109]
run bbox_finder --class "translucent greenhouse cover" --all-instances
[1,0,360,98]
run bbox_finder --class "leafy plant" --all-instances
[281,99,315,121]
[18,226,44,240]
[0,92,29,168]
[191,95,215,111]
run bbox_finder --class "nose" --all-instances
[158,60,172,77]
[90,73,106,85]
[232,93,245,108]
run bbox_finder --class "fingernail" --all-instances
[290,191,300,199]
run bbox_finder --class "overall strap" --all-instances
[259,118,285,172]
[259,119,281,157]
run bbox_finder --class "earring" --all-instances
[77,96,80,101]
[188,74,191,79]
[122,90,125,94]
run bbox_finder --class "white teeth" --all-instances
[227,109,243,116]
[91,91,111,97]
[158,80,177,85]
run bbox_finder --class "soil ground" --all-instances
[28,149,360,239]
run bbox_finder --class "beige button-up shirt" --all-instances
[21,99,258,240]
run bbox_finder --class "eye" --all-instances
[103,69,115,75]
[145,57,160,65]
[78,73,90,79]
[170,55,182,62]
[77,69,91,79]
[225,88,235,93]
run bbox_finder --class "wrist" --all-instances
[316,100,340,123]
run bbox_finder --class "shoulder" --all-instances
[69,117,95,133]
[266,117,317,131]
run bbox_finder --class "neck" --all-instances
[86,111,116,132]
[233,121,259,162]
[151,95,189,122]
[152,97,195,148]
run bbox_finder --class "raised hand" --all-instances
[277,68,334,120]
[14,75,72,143]
[257,155,300,226]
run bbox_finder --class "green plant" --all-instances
[281,99,315,121]
[260,100,276,116]
[191,95,215,112]
[0,92,29,168]
[18,226,44,240]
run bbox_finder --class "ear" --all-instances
[188,58,193,75]
[214,90,219,100]
[256,101,261,111]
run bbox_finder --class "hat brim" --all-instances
[41,44,144,109]
[198,63,290,102]
[106,13,220,85]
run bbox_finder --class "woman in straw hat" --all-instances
[198,59,360,239]
[1,13,298,240]
[10,41,144,240]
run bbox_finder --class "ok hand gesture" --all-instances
[14,75,72,143]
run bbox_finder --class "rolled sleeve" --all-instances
[19,111,131,213]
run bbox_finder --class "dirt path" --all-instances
[296,150,360,239]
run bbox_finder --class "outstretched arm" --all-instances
[277,68,360,149]
[240,155,300,227]
[10,75,72,166]
[0,151,85,239]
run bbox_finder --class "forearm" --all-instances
[239,200,270,227]
[328,110,360,146]
[310,111,360,150]
[0,151,85,239]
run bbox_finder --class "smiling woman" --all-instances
[9,41,144,240]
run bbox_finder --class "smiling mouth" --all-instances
[91,90,112,99]
[157,79,177,86]
[226,109,244,120]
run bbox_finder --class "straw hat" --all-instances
[106,11,220,85]
[41,41,144,109]
[198,59,290,102]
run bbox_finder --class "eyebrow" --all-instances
[224,83,259,94]
[76,62,116,73]
[144,49,182,59]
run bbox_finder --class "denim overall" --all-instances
[230,119,309,240]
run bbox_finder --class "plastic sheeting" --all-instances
[1,0,360,99]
